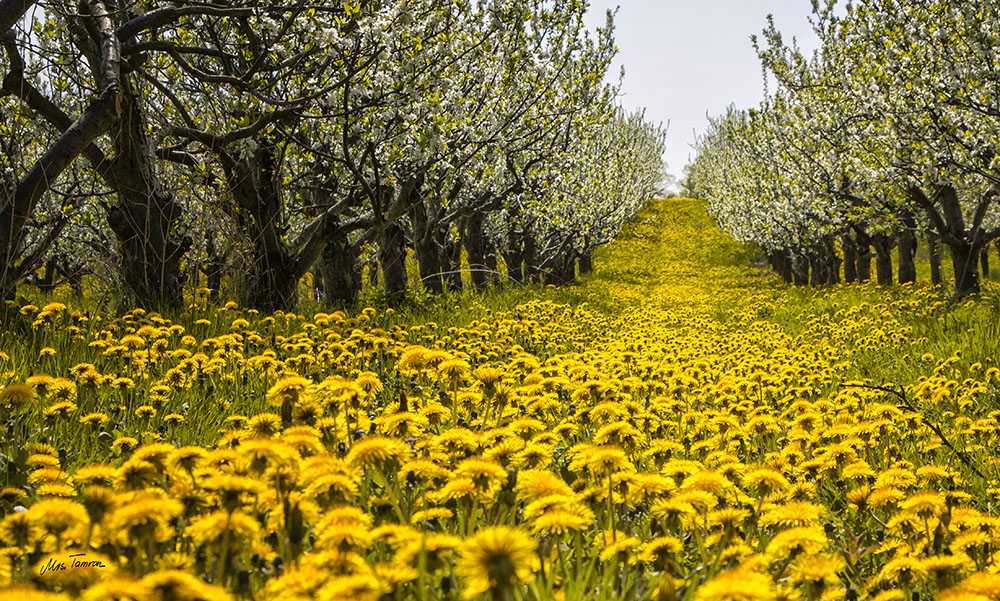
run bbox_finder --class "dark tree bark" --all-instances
[780,248,793,283]
[410,200,443,293]
[442,236,463,291]
[543,251,575,286]
[897,213,918,284]
[483,238,499,287]
[873,235,894,286]
[378,218,408,296]
[315,235,361,306]
[0,0,36,36]
[204,232,225,303]
[981,248,990,278]
[928,234,942,285]
[809,251,828,286]
[766,251,779,275]
[791,252,809,286]
[842,235,857,283]
[102,67,191,308]
[224,141,298,312]
[523,234,541,283]
[503,244,525,284]
[949,241,979,295]
[578,248,593,274]
[854,233,873,282]
[369,176,423,298]
[809,237,840,285]
[461,212,490,291]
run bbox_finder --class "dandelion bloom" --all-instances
[0,383,38,411]
[455,526,538,600]
[695,568,776,601]
[266,376,312,407]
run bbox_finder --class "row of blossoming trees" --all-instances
[0,0,666,311]
[689,0,1000,296]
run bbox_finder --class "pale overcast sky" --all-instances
[582,1,822,188]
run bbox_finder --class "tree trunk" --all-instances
[824,237,841,285]
[767,251,780,273]
[950,241,980,296]
[378,220,408,295]
[809,252,827,286]
[204,231,225,303]
[523,235,541,283]
[940,186,980,296]
[913,184,982,296]
[316,236,361,306]
[780,249,793,283]
[442,235,463,291]
[504,245,525,284]
[874,241,893,286]
[842,235,857,283]
[462,213,489,291]
[483,239,499,287]
[981,248,990,278]
[225,141,298,312]
[543,250,575,286]
[791,253,809,286]
[855,237,872,282]
[107,81,188,309]
[410,202,443,294]
[578,248,593,275]
[37,259,57,293]
[929,235,942,285]
[897,228,917,284]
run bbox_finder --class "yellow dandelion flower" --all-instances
[139,570,230,601]
[111,437,139,453]
[529,510,593,536]
[455,526,538,600]
[900,491,946,518]
[742,467,790,498]
[789,553,844,588]
[74,464,117,487]
[586,446,633,477]
[760,501,825,529]
[79,413,109,428]
[247,413,282,436]
[266,376,311,407]
[346,436,410,471]
[868,486,905,509]
[765,526,828,558]
[28,498,89,542]
[0,512,37,547]
[682,470,733,496]
[106,494,183,545]
[0,383,38,411]
[455,457,508,491]
[877,555,927,588]
[695,568,776,601]
[115,459,160,490]
[187,510,261,549]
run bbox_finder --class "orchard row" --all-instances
[689,1,1000,295]
[1,0,665,311]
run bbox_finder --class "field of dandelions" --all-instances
[2,198,1000,601]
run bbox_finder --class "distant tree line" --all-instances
[689,0,1000,296]
[1,0,666,311]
